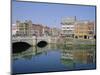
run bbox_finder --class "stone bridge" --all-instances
[12,36,58,46]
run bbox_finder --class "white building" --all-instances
[61,16,76,37]
[12,24,17,36]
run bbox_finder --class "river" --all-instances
[12,44,96,74]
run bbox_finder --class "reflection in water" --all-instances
[12,44,96,74]
[60,49,95,69]
[13,44,58,60]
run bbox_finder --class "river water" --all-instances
[12,44,96,74]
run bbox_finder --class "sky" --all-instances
[12,0,96,28]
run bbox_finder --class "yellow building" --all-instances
[16,20,32,37]
[74,21,94,39]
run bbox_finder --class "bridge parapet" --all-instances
[12,36,35,45]
[12,36,59,46]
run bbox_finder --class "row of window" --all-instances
[62,27,74,29]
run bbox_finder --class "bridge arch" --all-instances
[12,42,31,53]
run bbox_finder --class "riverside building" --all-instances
[61,16,76,38]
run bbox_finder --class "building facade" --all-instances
[16,20,33,37]
[61,16,76,37]
[43,26,51,36]
[61,16,95,39]
[32,24,51,36]
[15,20,52,37]
[12,24,17,36]
[32,24,44,36]
[50,27,61,37]
[74,21,95,39]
